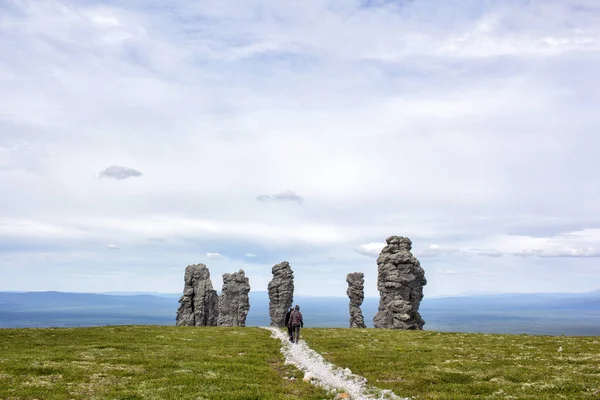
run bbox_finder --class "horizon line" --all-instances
[1,289,598,298]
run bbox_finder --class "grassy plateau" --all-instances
[0,325,599,399]
[303,328,600,399]
[0,326,328,400]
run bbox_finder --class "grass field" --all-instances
[0,326,329,400]
[302,328,600,399]
[1,326,599,400]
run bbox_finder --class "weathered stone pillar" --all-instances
[347,272,367,328]
[373,236,427,329]
[176,263,219,326]
[268,261,294,327]
[217,270,251,327]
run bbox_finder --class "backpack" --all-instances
[290,310,302,326]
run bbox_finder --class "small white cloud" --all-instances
[257,190,304,204]
[99,165,143,180]
[354,242,385,257]
[436,269,458,275]
[469,230,600,259]
[514,246,599,258]
[107,244,120,250]
[417,244,461,258]
[244,253,257,258]
[206,252,223,259]
[476,249,504,258]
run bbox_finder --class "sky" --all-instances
[1,0,599,298]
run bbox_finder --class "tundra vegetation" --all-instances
[0,326,328,400]
[302,328,600,399]
[0,326,599,399]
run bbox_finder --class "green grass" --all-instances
[0,326,330,400]
[302,328,600,399]
[2,326,599,400]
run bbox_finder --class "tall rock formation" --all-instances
[346,272,367,328]
[217,270,251,327]
[176,263,219,326]
[373,236,427,330]
[268,261,294,327]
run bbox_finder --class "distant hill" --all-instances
[1,290,599,335]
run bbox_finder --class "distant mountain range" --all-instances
[1,290,599,336]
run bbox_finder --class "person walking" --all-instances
[289,304,303,344]
[284,307,294,342]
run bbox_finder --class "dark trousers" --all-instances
[292,325,301,343]
[287,325,293,340]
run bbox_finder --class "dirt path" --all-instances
[264,327,407,400]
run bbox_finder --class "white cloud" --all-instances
[107,244,120,250]
[514,247,599,258]
[206,252,223,260]
[1,0,600,296]
[475,250,504,258]
[244,253,257,258]
[354,243,385,258]
[417,244,461,258]
[256,190,304,204]
[462,229,600,259]
[355,243,463,259]
[436,269,459,275]
[99,166,143,180]
[0,219,86,239]
[0,217,348,247]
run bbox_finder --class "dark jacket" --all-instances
[290,310,303,327]
[284,309,292,326]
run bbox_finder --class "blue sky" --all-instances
[1,0,599,297]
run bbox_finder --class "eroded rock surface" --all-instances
[268,261,294,327]
[373,236,427,330]
[217,270,251,327]
[346,272,367,328]
[176,263,219,326]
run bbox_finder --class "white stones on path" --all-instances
[264,327,408,400]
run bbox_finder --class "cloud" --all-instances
[417,244,461,258]
[355,238,600,260]
[354,242,385,258]
[356,242,462,258]
[206,252,223,259]
[471,249,504,258]
[2,0,600,297]
[436,269,459,275]
[461,229,600,259]
[99,166,143,180]
[256,190,304,204]
[244,253,257,258]
[107,244,120,250]
[513,247,600,258]
[0,216,349,248]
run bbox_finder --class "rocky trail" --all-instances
[264,327,408,400]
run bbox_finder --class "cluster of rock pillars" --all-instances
[175,236,427,329]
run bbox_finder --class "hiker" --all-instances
[284,307,294,342]
[289,304,304,344]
